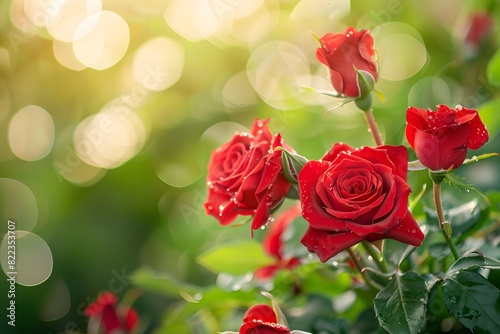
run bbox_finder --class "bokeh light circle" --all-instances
[247,40,311,109]
[53,40,87,71]
[408,77,451,108]
[164,0,225,42]
[1,231,53,286]
[0,178,38,233]
[222,71,259,110]
[40,278,71,321]
[156,163,201,188]
[132,37,184,91]
[73,10,129,70]
[372,22,427,81]
[45,0,102,42]
[73,105,146,169]
[52,128,106,186]
[9,105,55,161]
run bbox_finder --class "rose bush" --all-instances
[84,292,138,334]
[298,143,424,262]
[204,118,292,231]
[406,104,489,171]
[316,27,378,98]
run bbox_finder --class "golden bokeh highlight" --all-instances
[52,39,87,71]
[45,0,102,43]
[9,105,55,161]
[132,37,184,92]
[73,10,129,70]
[73,104,146,169]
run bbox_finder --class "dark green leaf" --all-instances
[374,271,428,334]
[442,270,500,333]
[447,253,500,275]
[425,198,485,238]
[445,173,490,206]
[197,240,274,275]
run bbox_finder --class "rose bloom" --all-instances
[240,304,290,334]
[406,104,489,171]
[84,292,138,334]
[316,27,377,98]
[298,143,424,262]
[204,119,291,231]
[255,205,302,279]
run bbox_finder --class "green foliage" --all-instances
[374,271,428,334]
[197,240,275,275]
[442,270,500,333]
[487,48,500,86]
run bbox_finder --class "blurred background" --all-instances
[1,0,500,333]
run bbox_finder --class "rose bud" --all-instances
[316,27,378,98]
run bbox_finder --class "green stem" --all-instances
[432,181,460,261]
[347,248,383,290]
[364,108,384,146]
[362,241,389,273]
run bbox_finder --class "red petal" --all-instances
[298,160,348,231]
[301,227,364,262]
[382,212,425,246]
[243,304,277,324]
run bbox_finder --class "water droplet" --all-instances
[469,308,480,316]
[450,297,456,304]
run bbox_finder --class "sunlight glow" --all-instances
[73,10,129,70]
[132,37,184,92]
[9,105,55,161]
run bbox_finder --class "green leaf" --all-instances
[447,252,500,275]
[383,239,416,268]
[197,240,274,275]
[442,270,500,333]
[131,267,201,302]
[487,48,500,86]
[374,271,428,334]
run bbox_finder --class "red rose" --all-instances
[298,143,424,262]
[255,205,302,279]
[204,119,292,231]
[316,27,377,98]
[240,304,290,334]
[84,292,138,334]
[406,104,489,171]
